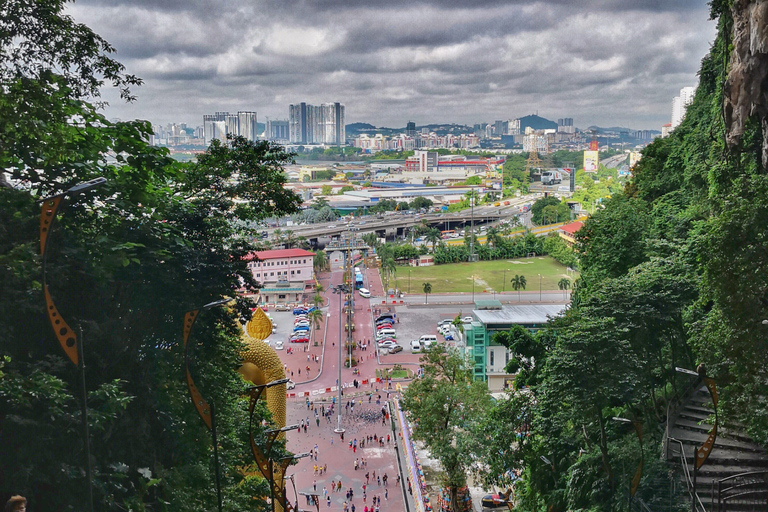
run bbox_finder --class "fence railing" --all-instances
[668,437,707,512]
[715,470,768,512]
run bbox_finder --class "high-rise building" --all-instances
[238,111,258,141]
[671,86,696,129]
[289,102,345,145]
[406,121,416,137]
[557,118,575,134]
[266,119,289,141]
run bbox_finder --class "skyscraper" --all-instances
[238,111,258,141]
[289,102,345,145]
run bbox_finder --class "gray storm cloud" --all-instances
[69,0,716,130]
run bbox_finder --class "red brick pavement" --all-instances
[274,265,410,512]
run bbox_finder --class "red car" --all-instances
[376,323,393,330]
[290,336,309,343]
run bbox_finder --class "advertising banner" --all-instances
[583,151,599,172]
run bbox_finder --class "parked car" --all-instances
[286,379,296,390]
[462,316,474,323]
[263,338,272,346]
[290,336,309,343]
[275,303,290,311]
[274,340,284,350]
[376,323,393,330]
[293,307,307,315]
[389,346,403,354]
[378,340,398,350]
[481,495,509,509]
[376,314,395,323]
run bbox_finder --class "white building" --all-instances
[671,86,697,129]
[245,248,316,305]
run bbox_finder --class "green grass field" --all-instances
[387,256,577,294]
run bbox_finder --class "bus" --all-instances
[440,230,455,239]
[355,272,364,289]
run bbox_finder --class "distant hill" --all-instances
[346,122,376,131]
[519,114,557,131]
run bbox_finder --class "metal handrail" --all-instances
[668,437,707,512]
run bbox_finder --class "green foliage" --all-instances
[542,233,579,269]
[530,196,570,225]
[401,347,491,505]
[0,2,301,509]
[338,185,354,194]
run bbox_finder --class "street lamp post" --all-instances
[538,274,542,301]
[612,416,644,506]
[39,176,106,512]
[183,297,237,512]
[408,269,411,294]
[503,269,509,293]
[332,284,346,436]
[472,275,475,303]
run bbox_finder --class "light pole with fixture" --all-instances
[332,283,346,436]
[676,366,718,512]
[183,297,238,512]
[538,273,542,301]
[612,416,644,504]
[39,176,107,512]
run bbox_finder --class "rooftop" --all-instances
[246,248,316,260]
[473,304,568,326]
[558,221,584,235]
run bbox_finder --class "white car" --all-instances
[462,316,473,323]
[275,340,284,350]
[358,288,371,298]
[378,340,398,350]
[286,379,295,390]
[294,320,310,326]
[263,338,272,346]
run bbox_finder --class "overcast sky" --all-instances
[69,0,717,131]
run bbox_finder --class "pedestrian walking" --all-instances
[385,489,388,501]
[351,504,356,512]
[327,496,331,507]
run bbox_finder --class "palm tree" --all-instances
[313,250,328,273]
[297,235,309,249]
[308,308,324,346]
[558,278,571,299]
[273,228,284,246]
[315,283,325,294]
[486,226,500,248]
[362,232,379,249]
[425,228,441,252]
[511,274,527,301]
[382,258,396,289]
[312,293,325,308]
[283,229,296,248]
[423,282,432,304]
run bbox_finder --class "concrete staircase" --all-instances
[666,384,768,511]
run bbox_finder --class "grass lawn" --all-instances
[389,256,577,294]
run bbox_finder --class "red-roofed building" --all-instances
[245,248,316,305]
[558,221,583,246]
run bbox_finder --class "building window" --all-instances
[270,272,274,276]
[291,271,294,275]
[490,350,495,366]
[505,351,509,364]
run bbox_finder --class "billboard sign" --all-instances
[583,151,599,172]
[590,140,599,151]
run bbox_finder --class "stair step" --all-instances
[668,429,766,453]
[682,404,715,416]
[673,419,757,444]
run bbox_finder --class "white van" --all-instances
[410,340,421,353]
[376,328,397,339]
[419,335,437,348]
[359,288,371,298]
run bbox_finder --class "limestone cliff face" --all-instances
[724,0,768,166]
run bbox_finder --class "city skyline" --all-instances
[70,0,716,130]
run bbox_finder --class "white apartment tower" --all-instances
[289,102,345,145]
[671,87,696,129]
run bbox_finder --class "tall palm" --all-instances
[558,278,571,299]
[362,232,379,249]
[313,251,328,273]
[315,283,325,294]
[283,229,296,248]
[423,282,432,304]
[297,235,309,249]
[382,258,396,289]
[511,274,527,301]
[425,228,441,252]
[313,293,325,308]
[273,228,284,246]
[486,226,500,248]
[308,308,324,345]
